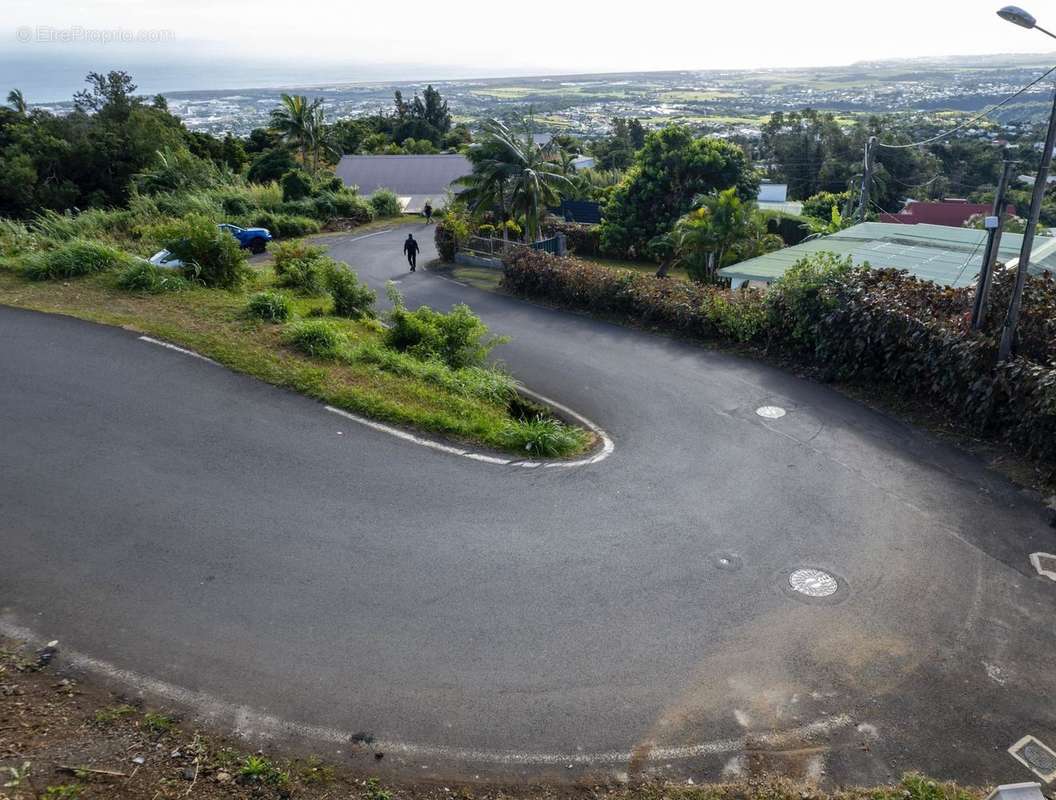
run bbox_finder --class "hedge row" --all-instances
[503,250,1056,464]
[543,220,603,257]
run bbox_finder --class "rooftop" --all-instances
[719,222,1056,288]
[335,154,471,212]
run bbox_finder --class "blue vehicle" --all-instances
[219,223,272,254]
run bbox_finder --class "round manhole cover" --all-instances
[788,568,839,597]
[756,406,786,419]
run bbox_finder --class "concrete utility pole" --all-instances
[998,90,1056,360]
[859,136,877,224]
[971,155,1016,330]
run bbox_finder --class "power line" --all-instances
[876,65,1056,150]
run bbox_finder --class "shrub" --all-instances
[273,240,330,295]
[434,215,471,262]
[284,319,344,358]
[385,284,506,369]
[0,219,35,257]
[352,341,515,403]
[370,188,403,217]
[765,252,854,348]
[116,261,190,293]
[23,239,131,281]
[160,214,250,288]
[251,212,321,239]
[325,264,376,318]
[500,416,588,457]
[322,191,374,223]
[545,221,601,256]
[280,170,313,201]
[246,290,292,322]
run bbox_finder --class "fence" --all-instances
[463,235,566,260]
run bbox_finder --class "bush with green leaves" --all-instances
[385,283,506,369]
[765,251,854,348]
[325,264,376,318]
[272,240,330,295]
[284,319,344,358]
[23,239,132,281]
[369,188,403,218]
[280,169,313,201]
[434,213,470,261]
[115,261,190,293]
[158,214,250,288]
[246,290,292,322]
[501,416,589,457]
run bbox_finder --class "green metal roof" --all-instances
[720,222,1056,287]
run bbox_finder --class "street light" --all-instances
[998,6,1038,29]
[995,6,1056,360]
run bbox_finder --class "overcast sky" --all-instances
[5,0,1056,97]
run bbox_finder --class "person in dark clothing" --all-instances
[403,233,420,271]
[423,201,433,224]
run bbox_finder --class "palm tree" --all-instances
[7,88,27,114]
[457,118,572,242]
[660,188,754,282]
[270,94,320,168]
[306,105,339,171]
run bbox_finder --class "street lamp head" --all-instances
[998,5,1038,29]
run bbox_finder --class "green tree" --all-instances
[662,188,759,282]
[457,118,572,242]
[270,94,320,168]
[6,89,26,114]
[600,126,759,257]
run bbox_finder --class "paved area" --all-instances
[1,224,1055,785]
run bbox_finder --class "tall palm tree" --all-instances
[7,88,27,114]
[270,94,320,168]
[307,105,340,171]
[458,118,572,242]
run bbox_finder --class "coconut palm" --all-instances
[7,88,27,114]
[307,105,340,171]
[457,118,572,242]
[270,94,321,168]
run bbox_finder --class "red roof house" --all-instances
[879,199,1016,228]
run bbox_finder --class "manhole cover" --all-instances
[1009,735,1056,781]
[788,568,839,597]
[756,406,786,419]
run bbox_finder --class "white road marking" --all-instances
[138,336,218,365]
[1029,552,1056,582]
[326,394,615,469]
[0,616,852,766]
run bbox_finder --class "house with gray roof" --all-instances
[335,154,471,214]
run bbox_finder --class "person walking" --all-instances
[423,201,433,224]
[403,233,420,271]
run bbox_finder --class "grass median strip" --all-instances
[0,259,593,459]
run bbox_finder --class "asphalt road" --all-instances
[2,224,1055,785]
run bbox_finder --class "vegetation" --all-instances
[600,125,759,258]
[457,117,573,242]
[21,240,133,281]
[115,261,190,294]
[369,187,403,218]
[246,290,292,322]
[159,214,250,288]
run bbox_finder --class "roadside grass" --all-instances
[0,264,592,458]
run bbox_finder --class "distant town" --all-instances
[27,53,1056,141]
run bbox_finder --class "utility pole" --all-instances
[971,155,1016,330]
[859,136,877,224]
[999,90,1056,360]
